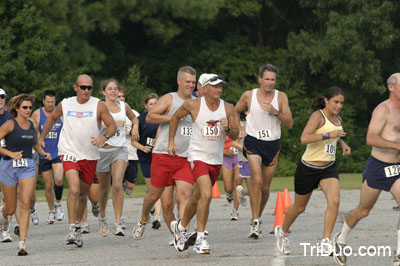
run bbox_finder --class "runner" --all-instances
[40,74,116,248]
[132,66,196,241]
[236,119,251,209]
[97,79,138,237]
[275,86,351,256]
[31,90,64,224]
[170,73,239,254]
[332,73,400,266]
[235,64,293,239]
[0,94,51,255]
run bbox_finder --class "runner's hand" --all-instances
[10,151,23,160]
[91,136,107,147]
[167,143,176,156]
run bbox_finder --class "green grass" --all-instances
[34,173,363,202]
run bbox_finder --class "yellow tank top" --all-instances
[301,110,343,162]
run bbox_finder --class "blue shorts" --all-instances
[239,161,251,178]
[140,160,151,178]
[243,135,280,166]
[362,156,400,192]
[0,157,36,186]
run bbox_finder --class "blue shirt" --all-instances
[39,107,63,159]
[137,112,159,162]
[4,118,35,159]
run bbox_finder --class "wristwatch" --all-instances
[225,126,231,132]
[275,110,280,116]
[105,134,111,140]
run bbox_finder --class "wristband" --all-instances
[322,132,330,140]
[225,126,231,133]
[275,110,280,116]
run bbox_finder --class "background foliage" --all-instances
[2,0,399,175]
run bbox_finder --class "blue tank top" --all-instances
[39,107,63,159]
[4,118,35,159]
[0,110,11,157]
[137,112,159,162]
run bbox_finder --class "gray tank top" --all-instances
[152,92,192,157]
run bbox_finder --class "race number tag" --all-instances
[0,139,5,147]
[256,129,271,140]
[384,165,400,178]
[202,126,220,139]
[146,137,155,147]
[230,147,239,154]
[180,126,192,137]
[324,144,336,155]
[46,132,58,139]
[63,155,77,162]
[13,158,28,167]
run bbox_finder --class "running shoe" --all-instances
[231,209,239,221]
[394,253,400,266]
[17,241,27,256]
[171,220,187,252]
[133,221,146,240]
[114,222,125,236]
[66,227,76,245]
[98,217,109,237]
[121,217,127,229]
[150,206,155,216]
[169,234,174,246]
[186,231,197,247]
[320,237,333,256]
[74,227,83,248]
[274,225,290,255]
[54,203,64,221]
[91,202,99,218]
[47,211,56,224]
[236,185,247,206]
[248,219,261,239]
[152,216,161,229]
[0,212,9,232]
[14,225,19,236]
[81,223,89,234]
[123,184,132,195]
[226,192,233,204]
[30,209,39,225]
[1,230,12,242]
[193,236,210,254]
[332,232,346,266]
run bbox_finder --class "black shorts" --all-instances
[39,157,62,173]
[244,135,280,166]
[362,156,400,192]
[294,159,339,195]
[139,160,151,178]
[124,160,138,184]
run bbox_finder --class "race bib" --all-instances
[324,144,336,155]
[146,137,155,147]
[256,129,271,140]
[0,139,5,147]
[202,126,220,139]
[384,165,400,178]
[13,158,28,167]
[46,132,58,139]
[63,155,77,162]
[180,126,192,137]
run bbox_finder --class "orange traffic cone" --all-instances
[283,188,292,210]
[271,192,285,233]
[212,182,221,198]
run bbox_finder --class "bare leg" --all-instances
[320,178,340,239]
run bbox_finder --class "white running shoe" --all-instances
[74,227,83,248]
[123,184,132,195]
[66,227,76,245]
[248,219,261,239]
[1,230,12,242]
[193,236,210,254]
[91,202,99,218]
[171,220,187,252]
[98,217,109,237]
[332,232,347,266]
[169,234,174,246]
[114,223,125,236]
[121,217,126,229]
[394,253,400,266]
[152,216,161,229]
[320,237,333,256]
[236,185,247,206]
[47,212,56,224]
[81,223,89,234]
[54,204,64,221]
[30,209,39,225]
[226,192,233,204]
[17,241,27,256]
[274,225,290,255]
[133,221,146,240]
[0,212,9,232]
[230,209,239,221]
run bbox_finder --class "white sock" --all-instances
[397,230,400,255]
[69,224,75,229]
[337,222,352,244]
[178,221,187,232]
[196,231,205,241]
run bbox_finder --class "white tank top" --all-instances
[102,100,126,147]
[188,97,226,165]
[58,96,100,160]
[246,89,281,141]
[153,92,192,157]
[126,109,140,160]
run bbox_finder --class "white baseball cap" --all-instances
[0,88,6,96]
[198,73,209,86]
[201,74,226,86]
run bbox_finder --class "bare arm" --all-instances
[91,101,117,147]
[222,103,239,140]
[40,103,63,144]
[0,120,23,159]
[276,92,293,128]
[146,94,172,124]
[234,91,251,131]
[125,102,139,141]
[167,100,193,155]
[32,120,51,160]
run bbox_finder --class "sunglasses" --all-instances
[203,75,223,86]
[78,85,93,91]
[21,106,32,110]
[0,95,5,99]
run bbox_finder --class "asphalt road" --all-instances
[0,190,397,265]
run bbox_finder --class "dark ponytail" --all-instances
[311,86,344,112]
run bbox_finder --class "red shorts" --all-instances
[150,154,194,188]
[191,160,221,185]
[60,156,97,185]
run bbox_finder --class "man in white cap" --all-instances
[169,74,239,254]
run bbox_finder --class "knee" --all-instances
[252,178,262,188]
[161,201,173,213]
[68,186,79,197]
[261,187,270,195]
[327,197,340,210]
[356,206,371,219]
[200,190,212,203]
[4,206,16,216]
[292,204,306,214]
[45,181,54,191]
[112,183,122,193]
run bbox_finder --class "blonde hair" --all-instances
[101,79,120,91]
[8,94,35,117]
